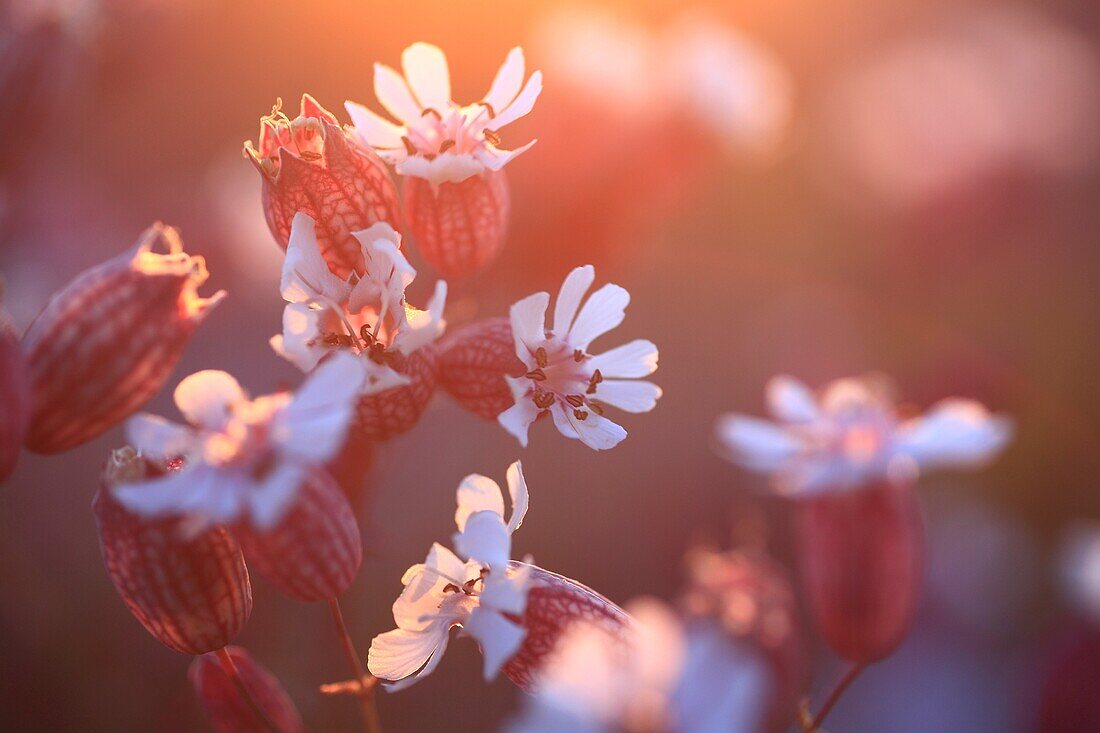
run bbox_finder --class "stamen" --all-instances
[483,128,502,147]
[586,369,603,395]
[565,394,585,408]
[535,347,549,368]
[574,349,585,363]
[443,583,461,594]
[421,108,443,120]
[573,409,589,421]
[438,139,456,153]
[525,368,546,381]
[478,101,497,118]
[299,150,322,161]
[589,402,605,416]
[359,325,375,344]
[533,391,555,409]
[402,136,417,156]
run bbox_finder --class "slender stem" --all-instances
[328,597,382,733]
[810,662,865,731]
[214,647,285,733]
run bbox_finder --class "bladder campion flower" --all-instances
[346,43,542,278]
[500,265,661,451]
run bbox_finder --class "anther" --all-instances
[478,101,497,118]
[586,369,603,394]
[533,391,555,409]
[589,402,605,416]
[573,409,589,421]
[565,394,585,408]
[483,128,502,147]
[439,139,456,153]
[402,136,417,156]
[574,349,585,362]
[535,347,549,368]
[421,108,442,120]
[525,368,546,381]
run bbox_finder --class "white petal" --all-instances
[455,474,506,531]
[344,100,406,150]
[126,414,196,458]
[765,375,819,423]
[551,407,627,451]
[395,152,484,185]
[593,380,662,413]
[552,265,595,335]
[588,339,658,378]
[453,510,511,570]
[396,544,466,630]
[482,47,526,115]
[473,139,538,172]
[393,280,448,355]
[509,292,550,361]
[174,371,246,430]
[505,461,528,534]
[486,70,542,130]
[282,213,352,305]
[373,62,422,123]
[894,400,1013,470]
[714,415,801,472]
[360,360,413,395]
[401,42,451,112]
[368,621,452,684]
[272,352,363,463]
[112,464,244,524]
[567,284,629,351]
[480,566,530,617]
[247,461,305,531]
[270,303,326,373]
[498,388,539,447]
[465,607,526,680]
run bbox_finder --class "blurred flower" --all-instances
[437,317,527,420]
[244,94,400,279]
[500,265,661,451]
[190,647,303,733]
[346,42,541,186]
[115,352,363,531]
[0,290,29,481]
[1060,521,1100,626]
[506,598,769,733]
[22,223,225,454]
[715,374,1012,495]
[369,461,531,689]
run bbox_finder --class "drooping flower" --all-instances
[505,599,770,733]
[499,265,661,451]
[346,43,542,278]
[715,374,1013,495]
[114,352,364,531]
[271,212,447,440]
[95,448,252,655]
[437,316,526,419]
[21,224,224,454]
[369,462,630,692]
[190,647,304,733]
[244,94,401,279]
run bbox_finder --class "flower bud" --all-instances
[0,300,29,481]
[351,345,438,441]
[795,480,923,663]
[245,94,401,280]
[681,548,807,731]
[94,448,252,655]
[190,647,304,733]
[22,225,224,454]
[403,169,510,279]
[437,317,524,419]
[502,563,632,693]
[325,430,376,506]
[234,468,361,602]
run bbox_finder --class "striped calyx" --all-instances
[246,94,402,280]
[94,448,252,655]
[437,317,525,419]
[234,468,362,602]
[351,344,438,441]
[502,563,632,693]
[190,647,304,733]
[22,224,224,454]
[403,169,510,279]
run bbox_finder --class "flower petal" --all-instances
[894,399,1013,470]
[588,339,658,378]
[593,379,662,413]
[247,461,305,531]
[486,70,543,130]
[509,291,550,361]
[344,100,407,150]
[505,461,528,534]
[472,139,538,172]
[464,607,526,680]
[455,473,506,531]
[393,280,448,355]
[765,375,819,423]
[282,213,352,305]
[401,42,452,112]
[498,385,539,447]
[396,152,484,185]
[374,62,422,123]
[567,283,629,351]
[126,414,196,458]
[368,621,452,684]
[553,265,595,335]
[272,352,364,463]
[454,510,511,570]
[551,407,627,451]
[480,565,530,617]
[714,415,801,472]
[174,370,246,430]
[482,47,526,114]
[270,303,327,373]
[113,464,244,525]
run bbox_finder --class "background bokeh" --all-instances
[2,0,1100,731]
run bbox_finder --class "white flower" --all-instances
[369,462,531,689]
[1060,522,1100,626]
[346,42,542,186]
[115,352,364,531]
[498,265,661,451]
[715,374,1013,495]
[506,600,768,733]
[271,212,446,385]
